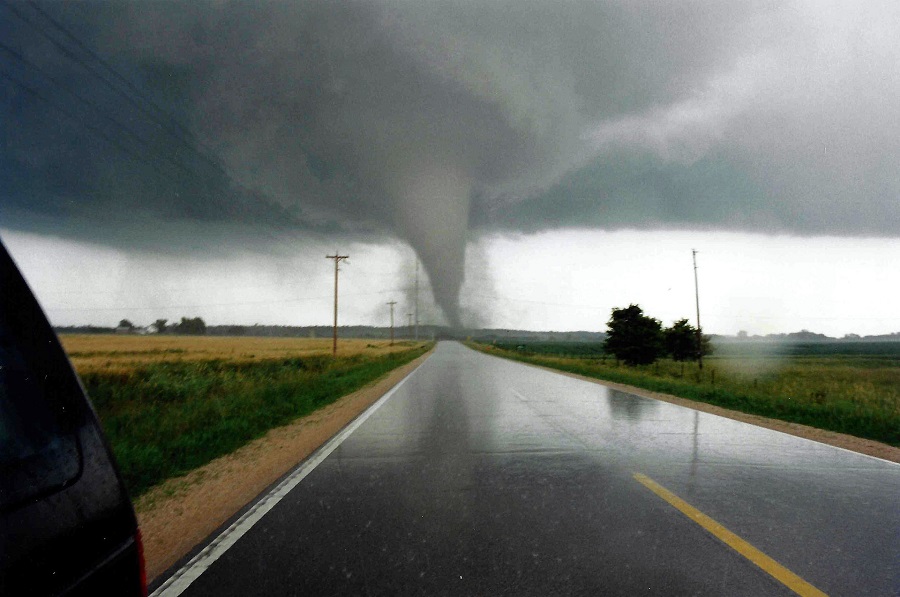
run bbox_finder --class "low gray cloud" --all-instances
[2,1,898,325]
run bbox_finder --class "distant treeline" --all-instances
[491,340,900,359]
[205,326,608,342]
[55,325,117,334]
[52,324,608,342]
[470,330,607,343]
[721,330,900,342]
[711,340,900,358]
[52,324,900,344]
[51,324,404,338]
[205,325,421,339]
[489,341,608,358]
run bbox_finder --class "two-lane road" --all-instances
[154,342,899,596]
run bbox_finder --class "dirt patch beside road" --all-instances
[137,349,432,584]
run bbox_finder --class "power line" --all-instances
[0,40,193,177]
[41,288,405,312]
[43,297,328,312]
[24,0,221,163]
[712,314,900,322]
[0,69,147,164]
[37,280,336,297]
[0,66,229,229]
[37,281,407,297]
[0,22,294,251]
[467,292,603,310]
[3,0,224,179]
[1,1,308,251]
[2,2,238,211]
[692,248,703,370]
[0,48,213,206]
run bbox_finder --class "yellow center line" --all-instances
[633,473,828,597]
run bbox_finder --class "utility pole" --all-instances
[692,249,703,370]
[326,252,349,357]
[386,301,397,346]
[414,259,419,341]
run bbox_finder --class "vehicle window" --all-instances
[0,306,79,510]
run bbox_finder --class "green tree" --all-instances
[152,319,168,334]
[603,304,664,365]
[665,318,712,361]
[173,316,207,335]
[665,319,696,361]
[118,319,135,330]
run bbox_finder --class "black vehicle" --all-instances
[0,240,145,596]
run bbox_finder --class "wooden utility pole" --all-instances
[692,249,703,370]
[414,259,419,341]
[326,252,349,356]
[386,301,397,346]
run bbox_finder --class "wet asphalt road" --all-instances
[161,342,899,596]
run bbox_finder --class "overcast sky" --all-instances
[2,1,899,336]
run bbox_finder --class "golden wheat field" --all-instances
[60,334,427,374]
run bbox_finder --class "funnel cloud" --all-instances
[2,1,900,326]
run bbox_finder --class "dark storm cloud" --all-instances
[2,1,899,324]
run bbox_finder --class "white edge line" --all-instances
[729,415,900,467]
[482,348,899,468]
[150,361,425,597]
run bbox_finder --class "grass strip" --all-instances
[81,346,431,497]
[468,343,900,447]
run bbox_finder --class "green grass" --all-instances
[82,346,431,497]
[469,343,900,447]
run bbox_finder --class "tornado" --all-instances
[391,162,473,328]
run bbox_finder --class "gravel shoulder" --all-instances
[137,349,433,583]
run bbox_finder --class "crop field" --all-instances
[61,334,420,373]
[61,335,431,497]
[472,342,900,447]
